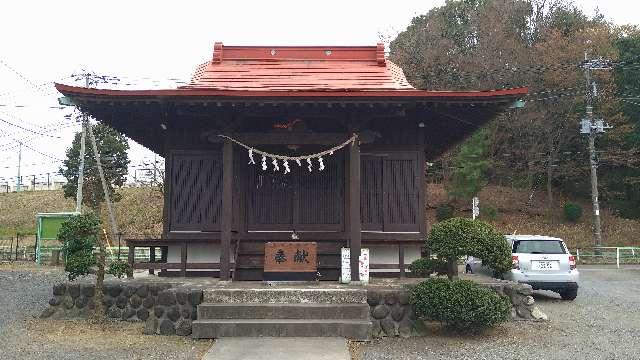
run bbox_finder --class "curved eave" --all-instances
[55,83,528,101]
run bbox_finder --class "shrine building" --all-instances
[55,43,526,281]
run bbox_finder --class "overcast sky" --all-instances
[0,0,637,187]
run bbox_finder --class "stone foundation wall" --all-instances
[41,281,203,336]
[476,279,547,321]
[366,289,417,338]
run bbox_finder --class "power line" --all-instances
[0,117,63,138]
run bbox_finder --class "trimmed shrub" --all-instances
[408,257,448,276]
[58,213,100,281]
[563,202,583,223]
[410,278,511,330]
[427,217,511,277]
[436,204,455,221]
[107,260,133,279]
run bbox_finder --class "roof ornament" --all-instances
[212,42,223,64]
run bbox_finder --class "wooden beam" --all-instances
[220,138,233,280]
[208,132,349,145]
[349,139,361,282]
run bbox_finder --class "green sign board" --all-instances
[36,212,78,264]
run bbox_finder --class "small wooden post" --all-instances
[349,138,361,282]
[149,246,156,275]
[398,245,405,278]
[220,138,233,281]
[127,245,134,279]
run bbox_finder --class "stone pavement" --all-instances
[202,337,351,360]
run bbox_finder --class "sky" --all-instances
[0,0,637,188]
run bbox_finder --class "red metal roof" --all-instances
[54,42,528,99]
[180,42,415,91]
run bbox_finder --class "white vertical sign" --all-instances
[472,197,480,220]
[340,248,370,284]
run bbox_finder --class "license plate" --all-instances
[532,260,558,270]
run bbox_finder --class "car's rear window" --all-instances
[512,240,566,254]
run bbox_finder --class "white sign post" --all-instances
[340,248,369,284]
[472,196,480,220]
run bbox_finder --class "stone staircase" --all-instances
[192,287,371,340]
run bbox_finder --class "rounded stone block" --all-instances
[367,291,381,306]
[136,285,149,299]
[154,306,165,318]
[142,297,155,309]
[75,296,88,309]
[524,295,535,306]
[391,305,405,322]
[52,283,66,296]
[122,308,137,320]
[516,305,533,319]
[81,285,95,298]
[124,285,137,298]
[384,292,397,305]
[63,296,74,310]
[137,308,150,321]
[157,291,176,306]
[102,296,114,308]
[175,319,192,336]
[68,284,81,298]
[381,318,396,337]
[129,295,142,309]
[159,319,175,335]
[106,284,122,298]
[166,307,180,322]
[181,307,191,319]
[49,296,62,306]
[116,296,128,309]
[398,319,412,338]
[372,305,390,320]
[398,292,410,305]
[175,290,188,305]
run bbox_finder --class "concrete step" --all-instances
[192,319,371,340]
[203,288,367,304]
[198,303,370,320]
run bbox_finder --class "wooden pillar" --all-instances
[180,242,187,277]
[349,139,361,282]
[220,139,233,280]
[398,245,405,278]
[149,246,156,275]
[127,245,134,279]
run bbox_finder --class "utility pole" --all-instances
[16,141,22,192]
[580,52,612,249]
[75,75,89,212]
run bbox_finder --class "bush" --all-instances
[436,204,455,221]
[427,217,511,277]
[480,205,497,221]
[563,202,583,223]
[58,213,100,281]
[410,278,511,330]
[408,257,448,276]
[107,260,133,279]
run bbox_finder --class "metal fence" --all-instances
[573,246,640,268]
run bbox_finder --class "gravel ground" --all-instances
[0,263,212,360]
[359,265,640,360]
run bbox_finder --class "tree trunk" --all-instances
[446,257,458,280]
